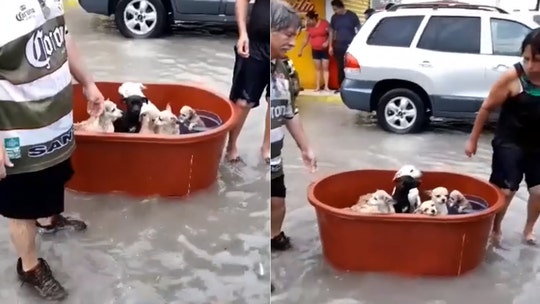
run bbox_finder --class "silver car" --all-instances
[340,3,539,134]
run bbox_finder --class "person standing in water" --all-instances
[298,10,330,92]
[465,29,540,246]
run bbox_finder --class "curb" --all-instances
[298,91,343,104]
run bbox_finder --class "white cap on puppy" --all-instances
[118,82,146,98]
[393,165,422,181]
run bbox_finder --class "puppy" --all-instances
[414,200,439,216]
[448,190,473,213]
[74,99,123,133]
[178,106,206,131]
[118,82,146,98]
[393,164,422,180]
[425,187,449,216]
[351,190,396,214]
[391,164,422,214]
[138,102,161,134]
[347,192,373,211]
[154,103,180,135]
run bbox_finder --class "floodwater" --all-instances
[271,98,540,304]
[0,7,269,304]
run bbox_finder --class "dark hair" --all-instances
[521,28,540,56]
[306,10,318,20]
[385,3,395,10]
[330,0,344,8]
[364,8,375,15]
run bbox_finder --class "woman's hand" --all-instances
[322,41,328,48]
[236,33,249,58]
[298,49,303,57]
[465,138,478,158]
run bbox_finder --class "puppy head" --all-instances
[426,187,449,205]
[139,102,160,123]
[102,99,123,121]
[394,175,420,189]
[415,201,438,216]
[123,95,148,115]
[118,82,146,98]
[393,165,422,181]
[368,190,395,206]
[449,189,467,207]
[178,106,196,123]
[153,103,178,127]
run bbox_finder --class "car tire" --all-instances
[376,88,426,134]
[115,0,168,39]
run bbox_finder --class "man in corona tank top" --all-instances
[0,0,104,300]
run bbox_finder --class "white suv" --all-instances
[341,3,539,134]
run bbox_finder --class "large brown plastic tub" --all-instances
[68,82,235,197]
[307,170,504,277]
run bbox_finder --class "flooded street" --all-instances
[0,7,269,304]
[271,97,540,304]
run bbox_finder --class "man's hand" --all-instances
[237,33,249,58]
[301,148,317,173]
[0,142,14,180]
[83,83,105,117]
[328,47,334,56]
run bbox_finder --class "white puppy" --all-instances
[138,102,161,134]
[414,200,439,216]
[393,164,422,181]
[74,99,123,133]
[351,190,396,214]
[424,187,449,216]
[118,82,147,98]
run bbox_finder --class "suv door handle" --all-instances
[491,64,509,71]
[419,60,432,67]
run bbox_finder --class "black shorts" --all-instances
[0,158,74,220]
[229,46,270,108]
[489,143,540,191]
[271,174,286,198]
[312,49,329,60]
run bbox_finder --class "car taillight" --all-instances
[344,53,361,71]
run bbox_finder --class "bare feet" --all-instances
[490,231,503,248]
[225,146,242,163]
[523,231,536,246]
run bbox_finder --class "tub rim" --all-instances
[307,169,505,223]
[73,82,236,144]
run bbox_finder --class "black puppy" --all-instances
[392,175,421,213]
[113,95,149,133]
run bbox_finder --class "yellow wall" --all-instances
[288,0,370,89]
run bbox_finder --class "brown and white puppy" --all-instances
[424,187,449,216]
[414,200,439,216]
[448,189,473,213]
[138,102,161,134]
[351,190,396,214]
[74,99,123,133]
[154,103,180,135]
[178,105,206,131]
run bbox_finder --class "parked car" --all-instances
[78,0,251,39]
[340,2,539,134]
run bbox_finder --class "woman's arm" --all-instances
[469,70,516,142]
[298,32,310,55]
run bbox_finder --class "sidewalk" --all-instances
[299,89,342,104]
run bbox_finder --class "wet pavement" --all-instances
[0,7,269,304]
[271,97,540,304]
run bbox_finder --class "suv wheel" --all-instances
[115,0,167,39]
[376,88,426,134]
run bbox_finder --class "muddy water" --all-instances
[272,99,540,304]
[0,7,269,304]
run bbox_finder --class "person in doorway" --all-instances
[0,1,104,300]
[364,8,376,20]
[298,10,330,92]
[465,28,540,247]
[270,0,317,292]
[328,0,361,93]
[227,0,271,163]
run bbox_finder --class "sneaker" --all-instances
[17,258,68,301]
[36,214,87,234]
[271,231,292,251]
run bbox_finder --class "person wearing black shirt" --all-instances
[227,0,271,163]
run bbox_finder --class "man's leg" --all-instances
[334,47,346,92]
[270,174,291,250]
[9,219,38,271]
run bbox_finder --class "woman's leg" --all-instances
[491,188,516,245]
[524,185,540,244]
[322,59,330,91]
[313,59,322,91]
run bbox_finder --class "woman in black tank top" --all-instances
[466,28,540,247]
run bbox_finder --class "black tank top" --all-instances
[494,62,540,149]
[248,0,269,43]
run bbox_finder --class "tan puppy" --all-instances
[74,99,123,133]
[178,106,206,131]
[449,189,473,213]
[351,190,396,214]
[154,103,180,135]
[138,102,161,134]
[424,187,449,216]
[414,200,439,216]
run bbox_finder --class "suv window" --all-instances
[490,18,531,56]
[366,16,423,47]
[534,15,540,25]
[417,16,481,54]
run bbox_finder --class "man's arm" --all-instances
[352,13,361,33]
[236,0,250,37]
[285,115,310,152]
[65,34,94,86]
